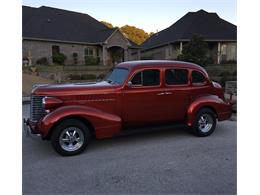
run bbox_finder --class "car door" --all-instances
[189,69,212,100]
[160,68,191,121]
[122,68,168,126]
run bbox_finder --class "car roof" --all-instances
[116,60,208,75]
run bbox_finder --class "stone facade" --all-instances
[23,39,102,65]
[141,41,237,64]
[22,30,138,66]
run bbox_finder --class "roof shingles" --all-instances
[142,9,237,50]
[23,6,116,44]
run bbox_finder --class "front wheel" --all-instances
[191,108,216,137]
[51,119,90,156]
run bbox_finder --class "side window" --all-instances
[165,69,188,85]
[131,72,142,85]
[192,71,206,84]
[143,70,160,86]
[131,69,160,87]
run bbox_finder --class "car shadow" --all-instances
[22,121,235,157]
[87,126,191,152]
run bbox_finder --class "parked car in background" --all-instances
[24,60,232,156]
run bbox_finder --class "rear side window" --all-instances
[131,69,160,86]
[165,69,188,85]
[192,71,206,84]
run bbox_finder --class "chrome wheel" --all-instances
[198,113,213,133]
[59,127,84,152]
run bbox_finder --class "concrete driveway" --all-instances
[23,104,236,195]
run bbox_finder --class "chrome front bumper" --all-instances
[23,118,41,138]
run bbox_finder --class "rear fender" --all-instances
[186,95,227,126]
[40,105,122,139]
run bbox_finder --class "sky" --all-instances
[22,0,236,33]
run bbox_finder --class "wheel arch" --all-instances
[44,115,95,140]
[196,106,218,118]
[186,95,221,126]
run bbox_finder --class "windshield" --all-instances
[105,68,129,85]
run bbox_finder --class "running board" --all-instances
[117,123,188,137]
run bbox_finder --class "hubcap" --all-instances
[198,113,213,133]
[59,127,84,152]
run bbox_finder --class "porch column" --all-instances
[217,42,221,64]
[102,45,107,65]
[137,49,141,60]
[179,42,183,54]
[124,49,128,61]
[28,49,32,66]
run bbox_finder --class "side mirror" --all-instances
[128,81,132,87]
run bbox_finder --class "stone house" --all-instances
[140,10,237,64]
[22,6,139,66]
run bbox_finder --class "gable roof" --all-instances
[142,9,237,50]
[127,39,141,49]
[22,6,117,44]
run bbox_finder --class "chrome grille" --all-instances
[30,95,46,121]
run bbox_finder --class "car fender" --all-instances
[186,95,229,126]
[40,105,122,139]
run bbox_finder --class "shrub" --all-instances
[141,54,153,60]
[221,60,237,64]
[36,57,49,65]
[219,71,230,77]
[219,71,231,87]
[177,35,209,66]
[52,53,67,65]
[81,74,97,80]
[97,74,106,80]
[30,66,37,73]
[85,56,99,65]
[68,74,81,80]
[72,52,78,65]
[68,74,97,81]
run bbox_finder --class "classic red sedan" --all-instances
[24,60,232,156]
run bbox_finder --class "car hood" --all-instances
[32,81,120,96]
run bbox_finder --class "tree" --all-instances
[120,25,151,45]
[101,21,113,28]
[100,21,153,45]
[177,35,213,66]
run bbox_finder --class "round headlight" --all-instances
[42,97,63,110]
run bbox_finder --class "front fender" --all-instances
[40,105,122,139]
[187,95,231,126]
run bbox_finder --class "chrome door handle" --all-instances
[157,92,165,96]
[165,92,173,95]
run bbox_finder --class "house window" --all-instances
[52,45,60,63]
[221,44,227,55]
[231,45,236,59]
[52,45,60,55]
[84,48,94,56]
[166,47,170,57]
[96,48,100,64]
[96,48,99,57]
[165,69,188,85]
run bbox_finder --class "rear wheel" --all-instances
[192,108,216,137]
[51,119,90,156]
